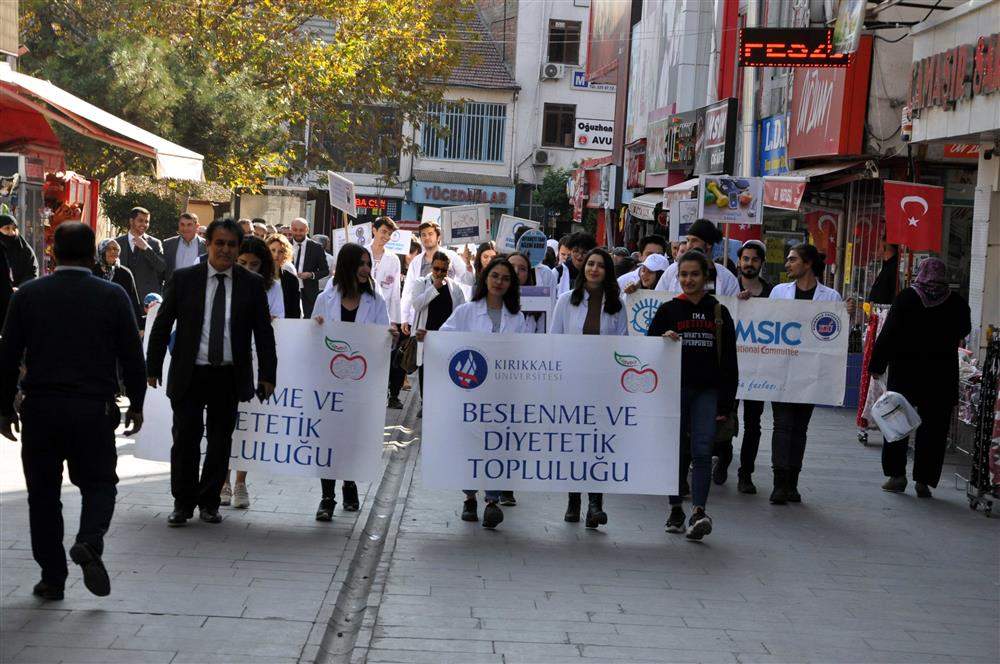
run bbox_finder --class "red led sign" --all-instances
[354,196,388,211]
[739,28,851,68]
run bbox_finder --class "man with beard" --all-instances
[722,240,773,493]
[0,214,39,286]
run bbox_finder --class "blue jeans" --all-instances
[464,490,501,502]
[670,387,718,509]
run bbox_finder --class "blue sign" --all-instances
[759,114,789,176]
[515,229,548,267]
[411,181,515,210]
[449,349,488,389]
[572,70,616,92]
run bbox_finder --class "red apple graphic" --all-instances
[621,367,658,393]
[614,351,658,394]
[330,353,367,380]
[325,337,368,380]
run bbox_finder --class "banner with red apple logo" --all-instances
[421,332,681,495]
[136,312,392,480]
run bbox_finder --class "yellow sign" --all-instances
[843,242,854,285]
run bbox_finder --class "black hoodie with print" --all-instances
[646,293,739,414]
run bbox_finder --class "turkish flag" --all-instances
[883,180,944,251]
[724,223,763,243]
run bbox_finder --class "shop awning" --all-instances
[763,176,807,210]
[782,161,862,180]
[627,192,663,221]
[0,62,204,181]
[663,177,699,193]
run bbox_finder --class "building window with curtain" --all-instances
[542,103,576,148]
[421,102,507,163]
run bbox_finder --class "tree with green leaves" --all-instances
[536,167,572,232]
[19,0,472,188]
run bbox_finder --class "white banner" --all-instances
[421,332,681,495]
[495,214,539,252]
[327,171,357,218]
[136,313,391,479]
[441,204,491,245]
[384,229,413,254]
[625,291,848,406]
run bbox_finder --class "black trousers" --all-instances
[881,402,952,487]
[388,334,407,399]
[771,402,815,471]
[20,396,119,586]
[738,400,766,476]
[320,479,356,499]
[170,366,238,513]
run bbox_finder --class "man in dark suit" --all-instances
[146,218,277,527]
[115,206,167,301]
[0,222,145,601]
[288,217,329,317]
[163,212,207,282]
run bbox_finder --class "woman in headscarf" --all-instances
[94,238,143,327]
[869,257,971,498]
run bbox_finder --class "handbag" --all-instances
[397,336,419,375]
[871,389,921,442]
[713,302,738,443]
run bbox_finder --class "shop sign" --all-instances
[788,36,872,158]
[411,181,514,208]
[695,98,737,175]
[943,143,980,159]
[763,177,806,210]
[759,114,789,175]
[909,33,1000,114]
[574,118,615,151]
[697,175,763,225]
[626,142,646,189]
[572,70,616,93]
[739,28,851,68]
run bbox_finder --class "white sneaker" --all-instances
[220,484,232,506]
[232,483,250,509]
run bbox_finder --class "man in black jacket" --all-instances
[115,206,167,301]
[288,217,329,316]
[146,219,277,527]
[0,222,145,601]
[0,213,39,286]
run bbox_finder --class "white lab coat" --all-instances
[549,290,628,336]
[552,262,577,296]
[400,248,468,325]
[410,276,468,365]
[655,260,741,296]
[365,244,402,324]
[312,287,391,325]
[440,299,526,334]
[769,281,843,302]
[616,267,641,290]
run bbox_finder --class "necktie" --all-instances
[296,242,304,272]
[208,273,226,366]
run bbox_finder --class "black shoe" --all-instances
[882,476,907,493]
[915,482,932,498]
[461,498,478,522]
[199,509,223,524]
[342,482,360,511]
[712,458,729,486]
[482,501,503,529]
[685,508,713,541]
[564,493,581,523]
[316,498,336,521]
[787,470,802,503]
[32,581,64,601]
[770,470,789,505]
[69,542,110,597]
[499,491,517,507]
[737,472,757,495]
[167,509,191,527]
[665,506,686,533]
[387,396,404,409]
[585,494,607,529]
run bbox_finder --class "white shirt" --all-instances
[769,281,843,301]
[196,264,233,366]
[549,290,628,336]
[128,232,146,253]
[366,243,402,324]
[265,280,284,318]
[439,299,526,334]
[312,287,391,325]
[293,240,308,289]
[175,237,200,270]
[655,260,741,296]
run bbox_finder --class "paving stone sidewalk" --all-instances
[357,406,1000,664]
[0,394,416,664]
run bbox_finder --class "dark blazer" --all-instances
[0,242,13,326]
[146,263,277,402]
[163,235,207,281]
[279,269,302,319]
[0,234,39,286]
[291,238,329,312]
[93,264,143,328]
[115,233,167,301]
[0,269,146,415]
[869,288,971,409]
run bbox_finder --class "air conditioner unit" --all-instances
[540,62,566,80]
[533,149,551,166]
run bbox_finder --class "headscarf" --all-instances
[96,239,119,280]
[911,257,950,307]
